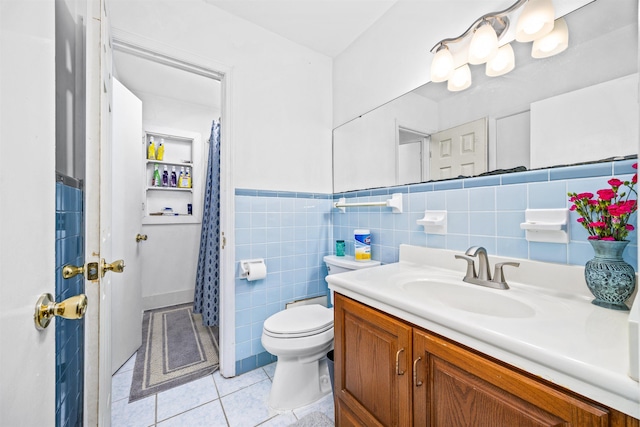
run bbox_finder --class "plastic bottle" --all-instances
[179,167,188,188]
[152,164,161,187]
[162,165,169,187]
[147,136,156,160]
[170,166,177,188]
[157,138,165,161]
[185,167,192,188]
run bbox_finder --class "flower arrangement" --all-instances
[568,163,637,241]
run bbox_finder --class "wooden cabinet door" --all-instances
[334,294,413,426]
[414,330,613,427]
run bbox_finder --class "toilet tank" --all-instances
[323,255,381,306]
[323,255,380,275]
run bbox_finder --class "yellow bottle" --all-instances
[186,167,192,188]
[157,138,165,161]
[147,136,156,160]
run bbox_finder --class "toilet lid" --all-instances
[263,305,333,338]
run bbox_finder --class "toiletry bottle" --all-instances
[162,165,169,187]
[186,167,192,188]
[179,167,188,188]
[147,136,156,160]
[157,138,165,161]
[152,164,161,187]
[170,166,177,188]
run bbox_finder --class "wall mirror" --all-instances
[333,0,638,193]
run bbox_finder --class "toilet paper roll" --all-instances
[246,262,267,281]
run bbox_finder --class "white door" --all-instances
[0,2,58,424]
[430,118,488,180]
[111,78,144,374]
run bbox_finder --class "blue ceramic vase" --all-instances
[584,240,635,311]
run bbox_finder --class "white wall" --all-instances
[109,0,333,193]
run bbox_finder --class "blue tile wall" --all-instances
[55,182,84,427]
[234,159,637,373]
[234,190,332,374]
[333,159,637,269]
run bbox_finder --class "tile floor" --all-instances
[111,353,335,427]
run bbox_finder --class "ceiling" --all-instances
[201,0,399,58]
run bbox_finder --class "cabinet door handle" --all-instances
[413,357,423,387]
[395,348,405,375]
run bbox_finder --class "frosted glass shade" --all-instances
[431,46,455,82]
[532,18,569,58]
[515,0,555,42]
[447,64,472,92]
[486,43,515,77]
[468,22,498,65]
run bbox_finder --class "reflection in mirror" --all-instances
[333,0,638,193]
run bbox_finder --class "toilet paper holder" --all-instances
[240,259,266,279]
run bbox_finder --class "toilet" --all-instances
[261,255,380,411]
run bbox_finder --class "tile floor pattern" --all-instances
[111,353,335,427]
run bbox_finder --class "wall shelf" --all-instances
[143,126,201,224]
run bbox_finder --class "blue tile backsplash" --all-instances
[55,181,84,427]
[234,159,637,372]
[234,191,332,374]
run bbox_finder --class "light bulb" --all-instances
[486,43,515,77]
[468,21,498,65]
[431,45,454,82]
[447,64,472,92]
[532,18,568,58]
[516,0,555,42]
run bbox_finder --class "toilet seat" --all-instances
[263,305,333,338]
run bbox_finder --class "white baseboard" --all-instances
[143,289,194,311]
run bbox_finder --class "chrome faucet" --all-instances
[455,246,519,290]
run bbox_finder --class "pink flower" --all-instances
[596,189,616,201]
[633,163,638,169]
[568,172,636,241]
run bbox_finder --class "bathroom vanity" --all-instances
[327,245,639,426]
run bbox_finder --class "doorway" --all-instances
[111,38,236,377]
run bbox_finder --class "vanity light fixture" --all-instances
[429,0,567,91]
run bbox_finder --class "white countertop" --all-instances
[326,245,640,418]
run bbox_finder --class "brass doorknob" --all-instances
[101,259,125,277]
[34,293,88,330]
[62,264,85,279]
[135,233,148,242]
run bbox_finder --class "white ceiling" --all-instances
[201,0,399,57]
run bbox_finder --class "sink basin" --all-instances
[399,279,536,318]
